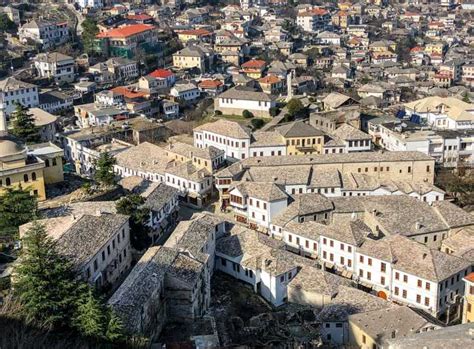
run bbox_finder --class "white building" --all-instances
[0,77,39,116]
[330,124,373,153]
[34,52,75,84]
[296,8,331,32]
[404,96,474,130]
[76,0,104,9]
[19,20,69,49]
[19,213,132,290]
[194,119,251,160]
[214,87,276,118]
[170,83,200,102]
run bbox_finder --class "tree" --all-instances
[10,103,40,143]
[251,118,265,129]
[14,222,80,329]
[73,287,106,338]
[0,186,37,238]
[286,98,304,117]
[116,195,151,250]
[94,152,116,186]
[242,110,254,119]
[0,14,16,32]
[105,310,124,341]
[81,18,99,55]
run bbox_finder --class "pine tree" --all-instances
[73,287,106,338]
[116,195,151,250]
[81,18,99,55]
[105,309,124,341]
[14,221,80,329]
[0,186,37,238]
[94,152,116,186]
[10,103,40,144]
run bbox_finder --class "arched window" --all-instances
[45,159,50,167]
[24,174,29,182]
[6,177,11,186]
[32,172,37,181]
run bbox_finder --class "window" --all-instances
[416,294,421,303]
[367,272,371,280]
[93,259,98,272]
[394,287,399,295]
[348,246,352,253]
[5,177,10,186]
[403,275,408,283]
[24,174,29,182]
[102,251,105,261]
[360,255,364,263]
[418,280,422,288]
[359,269,363,277]
[323,238,327,245]
[362,335,366,344]
[330,240,334,247]
[381,276,385,285]
[340,256,345,265]
[402,290,407,298]
[340,243,344,251]
[381,262,386,272]
[368,258,372,266]
[425,297,430,307]
[221,258,227,266]
[32,172,36,181]
[348,259,352,267]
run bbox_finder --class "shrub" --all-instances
[251,118,265,129]
[242,110,254,119]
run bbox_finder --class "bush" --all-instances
[269,107,279,117]
[242,110,254,119]
[251,118,265,129]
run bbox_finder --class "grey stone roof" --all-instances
[217,86,273,102]
[331,123,371,141]
[432,201,474,228]
[387,322,474,349]
[0,77,36,92]
[142,183,178,212]
[232,181,288,202]
[276,121,324,138]
[56,213,129,268]
[194,119,251,139]
[115,142,172,174]
[34,52,73,63]
[348,307,433,347]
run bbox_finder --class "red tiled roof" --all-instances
[178,29,212,36]
[149,69,174,79]
[241,59,266,69]
[111,86,147,99]
[127,14,153,21]
[96,24,155,39]
[300,8,329,16]
[258,75,281,84]
[198,79,223,88]
[410,46,423,52]
[465,272,474,283]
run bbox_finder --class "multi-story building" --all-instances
[404,96,474,130]
[172,45,214,73]
[95,24,163,59]
[19,20,69,49]
[89,57,139,84]
[108,212,226,339]
[19,212,132,290]
[214,86,276,118]
[0,77,39,116]
[33,52,75,84]
[462,273,474,323]
[114,142,214,208]
[296,7,331,32]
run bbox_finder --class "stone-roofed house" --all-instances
[109,212,226,339]
[0,77,39,116]
[214,86,276,118]
[172,45,214,73]
[33,52,75,84]
[348,306,440,348]
[20,212,132,290]
[328,123,372,153]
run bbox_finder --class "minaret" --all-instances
[0,98,7,137]
[286,69,294,102]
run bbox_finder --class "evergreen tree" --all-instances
[10,103,40,143]
[105,309,124,341]
[94,152,116,186]
[81,18,99,55]
[14,222,80,329]
[116,195,151,250]
[0,186,37,238]
[73,287,106,338]
[286,98,304,117]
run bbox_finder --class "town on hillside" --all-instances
[0,0,473,347]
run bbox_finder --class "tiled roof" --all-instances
[149,69,174,79]
[241,59,266,69]
[96,24,155,38]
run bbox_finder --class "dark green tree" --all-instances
[105,310,125,341]
[10,103,40,143]
[14,222,80,329]
[73,287,106,337]
[0,13,16,32]
[0,186,37,238]
[94,152,116,186]
[286,98,304,117]
[242,110,254,119]
[116,195,151,250]
[81,18,99,54]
